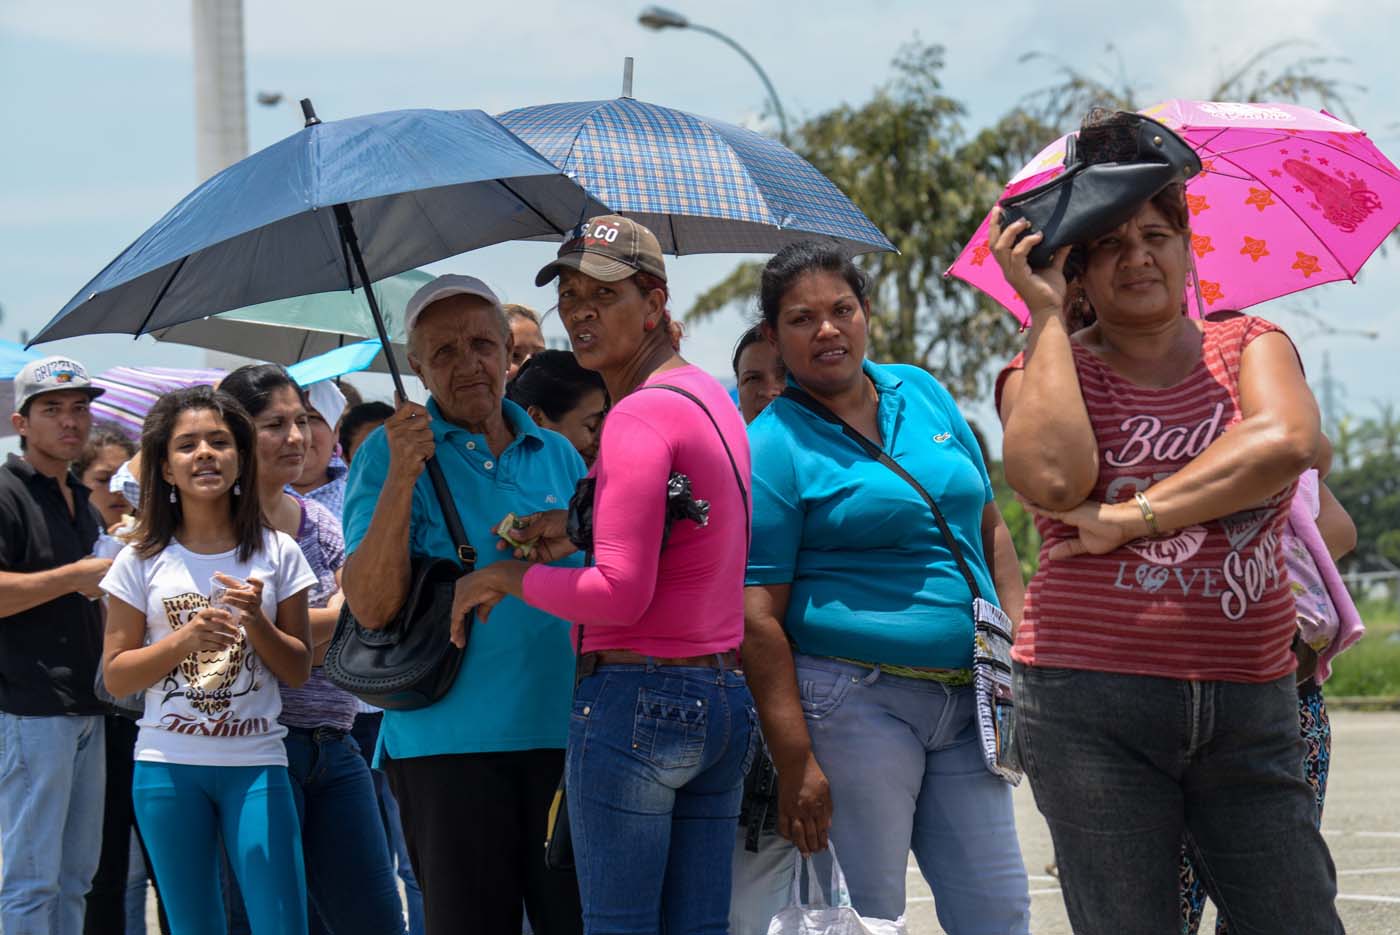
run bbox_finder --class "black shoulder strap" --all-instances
[780,386,982,601]
[638,384,750,547]
[423,456,476,572]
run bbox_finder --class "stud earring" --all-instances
[233,482,241,496]
[169,488,177,504]
[644,319,656,332]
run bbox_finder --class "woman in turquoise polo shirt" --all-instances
[743,241,1031,933]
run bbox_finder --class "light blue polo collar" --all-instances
[782,359,907,451]
[425,397,544,451]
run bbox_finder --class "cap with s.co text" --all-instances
[534,215,667,287]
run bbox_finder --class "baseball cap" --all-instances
[402,274,503,336]
[534,215,667,287]
[13,355,105,412]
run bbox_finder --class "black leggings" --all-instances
[385,749,582,935]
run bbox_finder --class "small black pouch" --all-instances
[999,113,1201,268]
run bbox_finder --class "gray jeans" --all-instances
[796,655,1031,933]
[1014,664,1344,935]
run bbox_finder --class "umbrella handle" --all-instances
[330,201,470,554]
[332,202,407,400]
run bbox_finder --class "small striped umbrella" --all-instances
[90,367,225,440]
[497,97,894,256]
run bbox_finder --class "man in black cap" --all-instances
[0,355,112,935]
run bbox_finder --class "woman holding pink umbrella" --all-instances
[993,108,1343,934]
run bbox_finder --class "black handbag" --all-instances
[999,112,1201,268]
[324,457,476,711]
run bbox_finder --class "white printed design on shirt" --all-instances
[159,592,266,734]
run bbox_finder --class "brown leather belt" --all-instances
[578,649,740,676]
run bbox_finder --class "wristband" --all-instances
[1134,491,1161,537]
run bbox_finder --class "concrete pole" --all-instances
[192,0,249,181]
[192,0,251,368]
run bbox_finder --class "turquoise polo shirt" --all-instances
[745,360,997,669]
[342,398,585,759]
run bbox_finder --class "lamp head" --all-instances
[638,5,688,30]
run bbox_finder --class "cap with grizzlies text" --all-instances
[13,355,105,413]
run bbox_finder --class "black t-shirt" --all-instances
[0,453,105,715]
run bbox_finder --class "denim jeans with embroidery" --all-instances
[566,664,755,934]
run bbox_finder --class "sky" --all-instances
[3,0,1399,450]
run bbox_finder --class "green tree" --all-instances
[1021,39,1360,131]
[687,42,1057,400]
[688,40,1356,400]
[1328,446,1400,566]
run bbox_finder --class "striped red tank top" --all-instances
[998,316,1298,683]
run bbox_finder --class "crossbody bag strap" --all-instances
[780,386,982,602]
[638,384,751,549]
[421,457,476,571]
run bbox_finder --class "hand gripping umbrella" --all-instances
[32,100,608,533]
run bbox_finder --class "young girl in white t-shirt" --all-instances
[100,385,315,935]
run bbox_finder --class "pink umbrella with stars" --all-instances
[946,100,1400,325]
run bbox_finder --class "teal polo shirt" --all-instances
[342,398,585,759]
[745,360,997,669]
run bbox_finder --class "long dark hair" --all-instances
[217,363,305,420]
[506,350,607,422]
[758,241,870,329]
[133,386,264,562]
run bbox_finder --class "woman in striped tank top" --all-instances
[991,110,1343,934]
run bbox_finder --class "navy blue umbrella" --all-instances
[32,101,606,398]
[32,101,607,532]
[497,97,893,256]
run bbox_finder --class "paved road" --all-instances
[8,711,1388,931]
[899,709,1400,934]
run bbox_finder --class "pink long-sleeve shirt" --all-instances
[523,365,751,656]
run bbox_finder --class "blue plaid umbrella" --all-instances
[497,97,894,256]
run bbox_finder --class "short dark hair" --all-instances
[506,350,607,423]
[337,380,364,410]
[75,421,137,477]
[133,386,265,563]
[217,364,305,420]
[1064,108,1191,285]
[338,401,394,458]
[732,324,767,377]
[759,241,869,330]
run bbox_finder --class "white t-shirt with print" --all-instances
[101,530,316,767]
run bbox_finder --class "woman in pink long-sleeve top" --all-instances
[452,215,756,934]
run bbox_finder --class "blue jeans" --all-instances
[0,712,105,935]
[1015,665,1343,935]
[284,728,406,935]
[351,711,424,935]
[132,761,307,935]
[795,655,1030,933]
[567,664,755,934]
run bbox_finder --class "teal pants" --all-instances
[133,761,307,935]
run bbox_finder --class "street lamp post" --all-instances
[637,5,791,144]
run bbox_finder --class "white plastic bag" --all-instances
[766,845,905,935]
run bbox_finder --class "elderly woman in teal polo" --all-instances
[741,241,1031,933]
